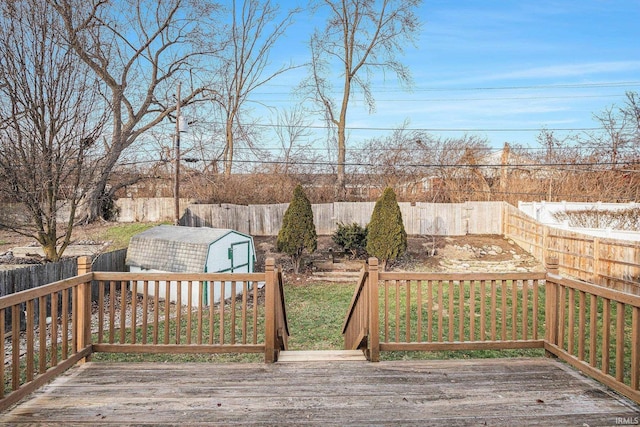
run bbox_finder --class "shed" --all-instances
[126,225,257,306]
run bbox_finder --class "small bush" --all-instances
[332,222,367,258]
[366,187,407,269]
[276,185,317,273]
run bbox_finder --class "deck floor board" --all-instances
[2,358,639,426]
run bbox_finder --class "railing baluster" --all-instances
[558,286,566,350]
[186,280,193,344]
[522,279,528,341]
[469,280,475,341]
[176,281,182,345]
[142,281,148,344]
[210,281,216,345]
[71,286,77,353]
[532,280,538,340]
[602,298,611,375]
[578,291,586,361]
[511,280,517,341]
[131,282,137,345]
[568,288,575,355]
[199,281,205,345]
[448,280,454,342]
[500,280,507,341]
[153,281,160,344]
[12,305,20,391]
[164,280,170,345]
[616,302,625,382]
[51,292,58,367]
[394,280,400,343]
[230,282,236,345]
[252,281,258,345]
[437,281,443,342]
[120,280,127,344]
[417,280,423,342]
[491,280,497,340]
[242,281,248,345]
[589,294,597,367]
[427,280,433,342]
[219,282,225,345]
[38,296,47,374]
[480,280,487,341]
[384,280,389,342]
[458,280,465,341]
[98,281,104,343]
[109,281,115,344]
[405,280,411,343]
[26,300,34,382]
[62,289,69,359]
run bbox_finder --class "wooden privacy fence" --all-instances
[344,258,640,404]
[181,201,504,236]
[504,203,640,295]
[0,257,288,412]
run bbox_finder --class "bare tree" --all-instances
[270,106,318,175]
[0,0,106,261]
[426,135,489,202]
[303,0,421,199]
[214,0,300,176]
[355,125,427,195]
[48,0,218,222]
[590,105,632,167]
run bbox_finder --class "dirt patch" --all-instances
[254,234,542,277]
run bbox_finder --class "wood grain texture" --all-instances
[2,358,638,426]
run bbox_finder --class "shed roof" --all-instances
[125,225,245,273]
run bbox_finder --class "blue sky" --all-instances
[251,0,640,151]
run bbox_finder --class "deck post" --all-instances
[264,258,277,363]
[76,256,92,363]
[545,257,560,358]
[368,258,380,362]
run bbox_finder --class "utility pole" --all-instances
[174,82,182,226]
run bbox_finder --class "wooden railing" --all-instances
[343,257,640,404]
[0,257,288,411]
[265,261,289,362]
[545,262,640,404]
[0,257,93,412]
[342,259,378,361]
[377,270,547,353]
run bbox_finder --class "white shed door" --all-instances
[230,241,250,272]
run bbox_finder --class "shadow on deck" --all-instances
[2,358,639,426]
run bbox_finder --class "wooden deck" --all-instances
[2,358,639,426]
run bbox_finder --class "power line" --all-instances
[119,157,640,170]
[244,122,604,132]
[260,81,640,92]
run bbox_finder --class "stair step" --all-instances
[278,350,367,363]
[309,271,362,283]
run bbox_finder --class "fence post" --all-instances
[545,257,560,357]
[542,226,549,264]
[264,258,276,363]
[368,257,380,362]
[593,237,601,286]
[76,256,92,363]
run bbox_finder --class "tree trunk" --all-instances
[224,118,234,177]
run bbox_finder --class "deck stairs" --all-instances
[277,350,367,362]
